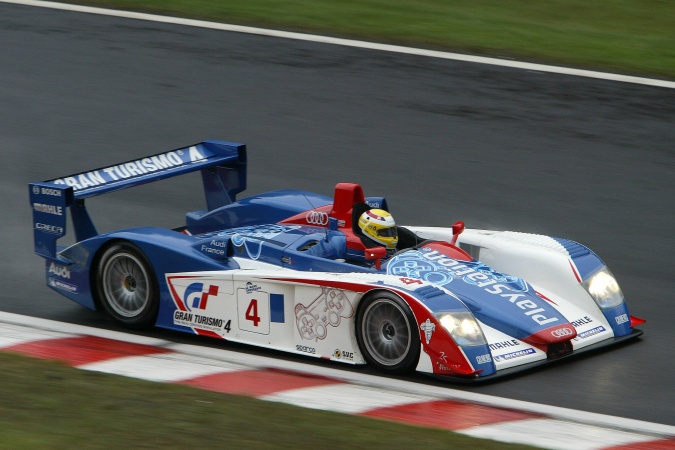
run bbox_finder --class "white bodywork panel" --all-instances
[407,227,615,350]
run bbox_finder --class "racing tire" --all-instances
[95,242,159,328]
[356,292,420,374]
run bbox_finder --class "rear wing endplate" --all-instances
[29,140,246,259]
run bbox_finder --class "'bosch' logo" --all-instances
[551,328,573,338]
[305,211,329,226]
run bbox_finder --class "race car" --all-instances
[29,140,645,381]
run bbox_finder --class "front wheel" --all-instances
[356,292,420,374]
[95,242,159,328]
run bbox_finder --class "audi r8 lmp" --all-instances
[29,140,645,381]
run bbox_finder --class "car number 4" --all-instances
[245,299,261,326]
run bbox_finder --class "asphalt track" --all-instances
[1,2,674,427]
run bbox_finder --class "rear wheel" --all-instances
[95,242,159,328]
[356,292,420,374]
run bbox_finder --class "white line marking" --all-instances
[79,353,248,382]
[2,0,673,89]
[260,384,433,414]
[0,323,74,348]
[459,418,663,450]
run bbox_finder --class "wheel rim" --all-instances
[101,252,150,318]
[361,298,412,367]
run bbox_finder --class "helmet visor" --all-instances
[377,227,398,238]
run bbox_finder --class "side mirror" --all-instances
[365,246,387,270]
[450,221,465,245]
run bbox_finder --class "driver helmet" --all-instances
[358,209,398,250]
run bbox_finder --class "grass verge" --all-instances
[65,0,675,78]
[0,352,539,449]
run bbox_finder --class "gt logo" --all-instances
[184,283,219,310]
[551,327,573,338]
[305,211,329,226]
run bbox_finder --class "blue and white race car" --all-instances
[29,141,645,381]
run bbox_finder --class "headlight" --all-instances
[435,311,487,347]
[583,267,625,309]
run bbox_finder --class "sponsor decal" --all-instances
[200,245,225,256]
[493,348,536,362]
[305,211,329,226]
[551,327,574,338]
[173,310,230,333]
[48,277,78,293]
[615,314,629,325]
[295,288,353,341]
[574,325,607,340]
[48,262,71,279]
[34,186,62,196]
[434,352,463,371]
[476,354,492,364]
[571,316,593,327]
[183,282,219,310]
[171,282,229,332]
[489,339,519,351]
[201,239,229,256]
[33,203,63,216]
[296,345,316,354]
[167,278,232,333]
[245,282,262,294]
[36,223,64,235]
[333,349,354,361]
[419,318,436,344]
[52,147,206,191]
[387,249,559,326]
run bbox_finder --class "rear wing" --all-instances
[29,140,246,260]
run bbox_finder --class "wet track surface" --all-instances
[1,3,674,425]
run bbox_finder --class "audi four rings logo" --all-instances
[306,211,329,226]
[551,328,573,338]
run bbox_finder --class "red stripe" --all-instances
[569,260,582,283]
[603,438,675,449]
[535,290,558,305]
[3,336,171,366]
[360,399,544,430]
[167,275,201,311]
[194,329,224,339]
[264,277,373,294]
[176,368,343,397]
